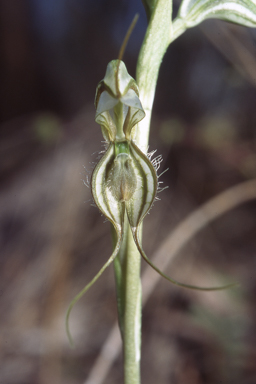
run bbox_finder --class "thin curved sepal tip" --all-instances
[65,231,123,347]
[132,229,238,292]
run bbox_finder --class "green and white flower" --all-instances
[66,59,235,346]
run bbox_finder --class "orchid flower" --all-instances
[66,59,234,345]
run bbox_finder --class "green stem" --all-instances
[171,17,187,42]
[114,215,142,384]
[114,1,174,383]
[123,226,142,384]
[136,0,173,151]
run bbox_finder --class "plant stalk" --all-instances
[114,216,142,384]
[114,1,173,383]
[136,0,173,151]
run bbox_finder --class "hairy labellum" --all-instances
[107,153,137,202]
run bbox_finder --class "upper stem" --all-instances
[136,0,173,151]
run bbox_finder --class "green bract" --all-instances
[177,0,256,29]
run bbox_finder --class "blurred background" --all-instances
[1,1,256,383]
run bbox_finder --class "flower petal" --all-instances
[66,227,124,347]
[132,226,237,291]
[94,60,145,142]
[126,141,158,228]
[91,143,125,232]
